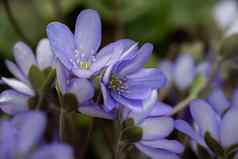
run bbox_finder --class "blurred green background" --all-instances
[0,0,216,60]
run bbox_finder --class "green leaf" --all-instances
[189,73,206,98]
[122,126,143,143]
[197,144,212,159]
[204,132,225,157]
[219,34,238,60]
[63,93,78,112]
[225,144,238,157]
[28,65,45,93]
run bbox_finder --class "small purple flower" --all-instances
[0,111,46,158]
[0,111,74,159]
[56,61,114,119]
[47,9,135,79]
[175,88,238,156]
[124,91,184,159]
[0,39,54,114]
[101,43,167,111]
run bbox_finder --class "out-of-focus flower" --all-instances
[47,9,136,79]
[0,39,54,114]
[123,91,184,159]
[175,88,238,157]
[160,54,195,90]
[213,0,238,36]
[0,111,74,159]
[101,43,167,111]
[213,0,238,30]
[159,54,221,91]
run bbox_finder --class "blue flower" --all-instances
[101,43,167,111]
[0,39,54,114]
[175,88,238,156]
[124,91,184,159]
[159,54,222,90]
[0,111,74,159]
[47,9,135,79]
[56,61,114,119]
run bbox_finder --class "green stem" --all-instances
[36,69,56,110]
[2,0,31,45]
[56,84,65,142]
[113,108,123,159]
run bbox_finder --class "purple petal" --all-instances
[72,68,93,79]
[31,144,73,159]
[67,78,94,103]
[1,77,34,96]
[36,38,54,70]
[78,102,115,120]
[13,42,37,75]
[136,144,180,159]
[174,54,195,90]
[141,139,184,154]
[126,68,167,89]
[128,90,158,123]
[100,83,117,111]
[5,60,28,82]
[190,99,220,141]
[207,88,230,115]
[220,107,238,147]
[47,22,75,70]
[159,60,173,88]
[149,102,173,117]
[122,85,151,100]
[55,60,70,94]
[12,111,46,154]
[111,92,143,111]
[175,120,206,146]
[74,9,101,57]
[119,43,153,76]
[91,40,128,74]
[0,121,16,159]
[139,117,174,140]
[95,39,135,60]
[0,90,29,114]
[196,62,211,79]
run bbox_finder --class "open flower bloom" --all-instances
[101,43,167,111]
[175,88,238,156]
[47,9,137,79]
[0,111,74,159]
[56,61,114,119]
[123,90,184,159]
[0,39,54,114]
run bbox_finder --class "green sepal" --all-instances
[204,131,225,157]
[121,126,143,143]
[197,144,212,159]
[225,144,238,158]
[28,65,45,93]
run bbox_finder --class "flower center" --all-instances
[109,75,127,93]
[72,49,96,70]
[79,61,91,70]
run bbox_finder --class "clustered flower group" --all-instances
[0,9,238,159]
